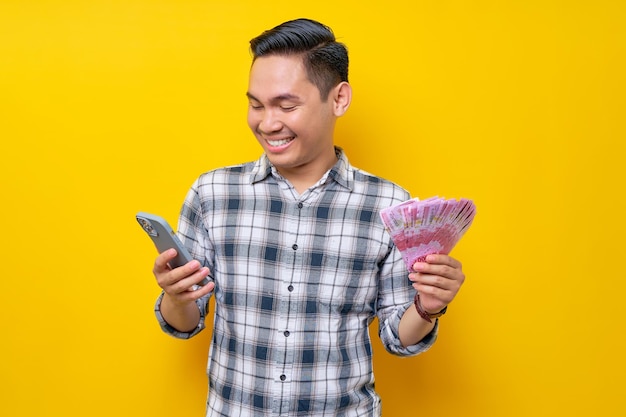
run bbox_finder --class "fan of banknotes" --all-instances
[380,196,477,271]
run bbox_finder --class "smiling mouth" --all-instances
[266,137,294,147]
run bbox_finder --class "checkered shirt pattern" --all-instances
[155,148,437,416]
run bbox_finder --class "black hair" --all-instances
[250,18,349,100]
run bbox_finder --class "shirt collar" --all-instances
[249,146,353,191]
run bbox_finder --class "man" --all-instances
[152,18,465,416]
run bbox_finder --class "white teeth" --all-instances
[267,137,293,147]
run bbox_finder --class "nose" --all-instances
[258,108,282,134]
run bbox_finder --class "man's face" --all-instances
[247,54,337,178]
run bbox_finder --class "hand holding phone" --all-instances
[136,212,210,286]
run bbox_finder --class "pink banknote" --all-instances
[380,197,476,271]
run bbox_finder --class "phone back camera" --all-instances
[138,218,158,237]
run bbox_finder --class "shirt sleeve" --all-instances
[153,178,214,339]
[376,244,438,356]
[154,291,209,339]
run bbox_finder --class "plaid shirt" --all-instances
[155,148,437,416]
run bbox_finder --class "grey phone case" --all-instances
[136,211,209,286]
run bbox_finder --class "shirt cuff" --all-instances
[380,301,439,356]
[154,291,206,339]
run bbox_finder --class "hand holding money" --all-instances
[380,196,476,321]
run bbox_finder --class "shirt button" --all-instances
[280,374,286,381]
[287,285,294,292]
[292,244,298,250]
[283,330,290,337]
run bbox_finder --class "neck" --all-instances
[278,149,338,194]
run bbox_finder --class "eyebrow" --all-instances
[246,92,301,103]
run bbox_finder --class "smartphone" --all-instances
[136,211,210,286]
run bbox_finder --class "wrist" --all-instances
[413,293,447,323]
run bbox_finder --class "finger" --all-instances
[153,248,178,273]
[173,278,215,304]
[180,278,214,295]
[156,256,203,289]
[167,265,209,293]
[412,262,463,282]
[196,281,215,297]
[424,254,462,269]
[414,283,449,299]
[409,272,455,290]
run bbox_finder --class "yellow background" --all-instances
[1,1,624,416]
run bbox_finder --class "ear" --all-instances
[331,82,352,117]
